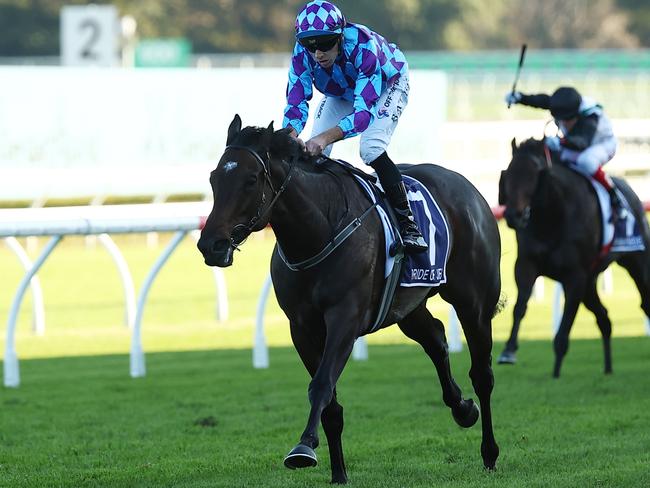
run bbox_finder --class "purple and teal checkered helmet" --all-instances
[295,1,346,39]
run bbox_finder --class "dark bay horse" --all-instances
[198,115,503,483]
[498,138,650,377]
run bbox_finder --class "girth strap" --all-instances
[277,202,378,271]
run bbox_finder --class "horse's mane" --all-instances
[514,137,562,169]
[233,123,353,175]
[269,127,343,173]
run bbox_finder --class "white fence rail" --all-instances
[0,202,228,387]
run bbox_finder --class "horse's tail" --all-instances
[492,292,508,318]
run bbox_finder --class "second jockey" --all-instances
[506,86,627,221]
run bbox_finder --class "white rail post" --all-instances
[191,230,228,322]
[130,231,187,378]
[254,274,272,368]
[552,282,563,336]
[600,268,613,296]
[533,276,545,301]
[98,233,136,329]
[4,237,46,336]
[448,306,463,353]
[4,236,62,387]
[352,337,368,360]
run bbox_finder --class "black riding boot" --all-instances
[385,181,428,253]
[369,151,428,253]
[609,187,628,222]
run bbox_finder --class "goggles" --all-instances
[298,34,340,53]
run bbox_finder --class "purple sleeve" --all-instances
[283,44,313,135]
[337,43,381,139]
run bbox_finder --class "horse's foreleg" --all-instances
[498,258,537,364]
[582,278,613,374]
[552,276,585,378]
[284,310,356,481]
[397,304,477,428]
[321,390,347,484]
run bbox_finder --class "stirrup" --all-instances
[402,227,428,253]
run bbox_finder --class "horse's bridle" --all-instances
[224,144,294,249]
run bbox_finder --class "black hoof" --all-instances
[452,399,479,428]
[497,350,516,365]
[284,444,317,470]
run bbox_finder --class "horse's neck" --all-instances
[530,170,568,238]
[536,169,587,234]
[270,163,348,261]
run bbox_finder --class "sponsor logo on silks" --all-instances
[377,108,390,119]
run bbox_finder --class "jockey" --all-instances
[283,0,428,252]
[506,86,627,221]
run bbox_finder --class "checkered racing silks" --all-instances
[284,2,408,140]
[294,0,346,37]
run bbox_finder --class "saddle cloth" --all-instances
[354,174,450,287]
[588,179,645,253]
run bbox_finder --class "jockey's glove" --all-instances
[544,136,561,152]
[504,91,523,105]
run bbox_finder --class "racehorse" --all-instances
[197,115,503,483]
[498,138,650,377]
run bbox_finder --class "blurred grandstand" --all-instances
[1,47,648,209]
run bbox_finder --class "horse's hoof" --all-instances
[452,399,479,428]
[283,444,318,469]
[497,350,516,365]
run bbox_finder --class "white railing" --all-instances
[0,202,228,387]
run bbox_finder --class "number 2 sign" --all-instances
[61,5,119,67]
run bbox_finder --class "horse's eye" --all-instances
[244,174,258,187]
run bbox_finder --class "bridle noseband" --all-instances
[224,144,294,249]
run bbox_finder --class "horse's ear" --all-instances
[226,114,242,145]
[511,138,517,154]
[498,170,507,205]
[276,127,292,136]
[261,121,274,148]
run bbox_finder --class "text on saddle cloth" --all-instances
[587,178,645,254]
[354,174,450,287]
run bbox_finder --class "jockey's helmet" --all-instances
[550,87,582,120]
[295,1,346,40]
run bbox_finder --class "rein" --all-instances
[225,144,378,271]
[277,201,377,271]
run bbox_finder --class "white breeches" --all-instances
[311,73,410,165]
[560,137,617,176]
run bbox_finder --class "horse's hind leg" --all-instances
[456,305,499,470]
[617,252,650,321]
[582,277,613,374]
[398,304,479,429]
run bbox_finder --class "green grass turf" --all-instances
[0,340,649,487]
[1,223,649,486]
